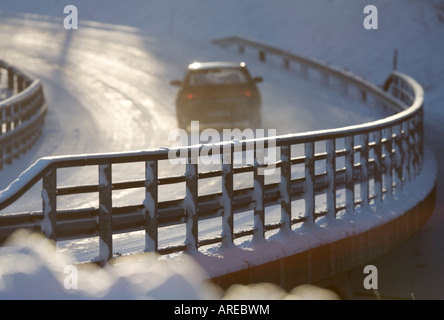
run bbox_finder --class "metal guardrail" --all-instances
[0,60,48,170]
[0,38,424,264]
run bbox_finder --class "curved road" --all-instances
[0,13,386,262]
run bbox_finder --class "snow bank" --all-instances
[0,229,340,300]
[0,229,220,299]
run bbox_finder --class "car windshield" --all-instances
[187,68,249,86]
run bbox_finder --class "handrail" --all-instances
[0,38,426,264]
[0,60,48,169]
[213,36,410,114]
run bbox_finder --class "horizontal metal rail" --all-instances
[0,38,424,264]
[0,60,48,170]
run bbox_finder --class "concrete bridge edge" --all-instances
[210,173,437,299]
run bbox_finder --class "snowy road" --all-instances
[0,12,383,199]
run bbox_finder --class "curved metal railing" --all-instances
[0,38,426,265]
[0,60,48,169]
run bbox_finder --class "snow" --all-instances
[0,229,344,299]
[0,0,443,299]
[0,229,222,300]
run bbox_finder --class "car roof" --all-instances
[187,61,246,70]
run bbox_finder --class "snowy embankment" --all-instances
[0,229,339,300]
[0,0,442,299]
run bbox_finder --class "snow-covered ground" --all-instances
[0,0,443,299]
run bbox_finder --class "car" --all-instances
[170,61,263,131]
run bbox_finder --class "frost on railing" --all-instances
[0,39,427,265]
[0,60,48,170]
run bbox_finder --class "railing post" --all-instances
[326,139,336,221]
[361,89,367,102]
[412,114,422,177]
[253,143,265,241]
[408,118,417,180]
[373,131,383,204]
[42,167,57,240]
[280,145,291,232]
[360,133,369,207]
[5,106,11,134]
[184,156,198,251]
[384,127,394,199]
[17,76,23,92]
[393,124,403,195]
[304,142,315,227]
[144,160,158,253]
[259,50,266,62]
[7,67,13,91]
[221,144,234,246]
[344,136,354,216]
[283,58,290,70]
[402,120,411,185]
[98,164,113,261]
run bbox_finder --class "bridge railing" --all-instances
[0,38,424,264]
[0,60,48,170]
